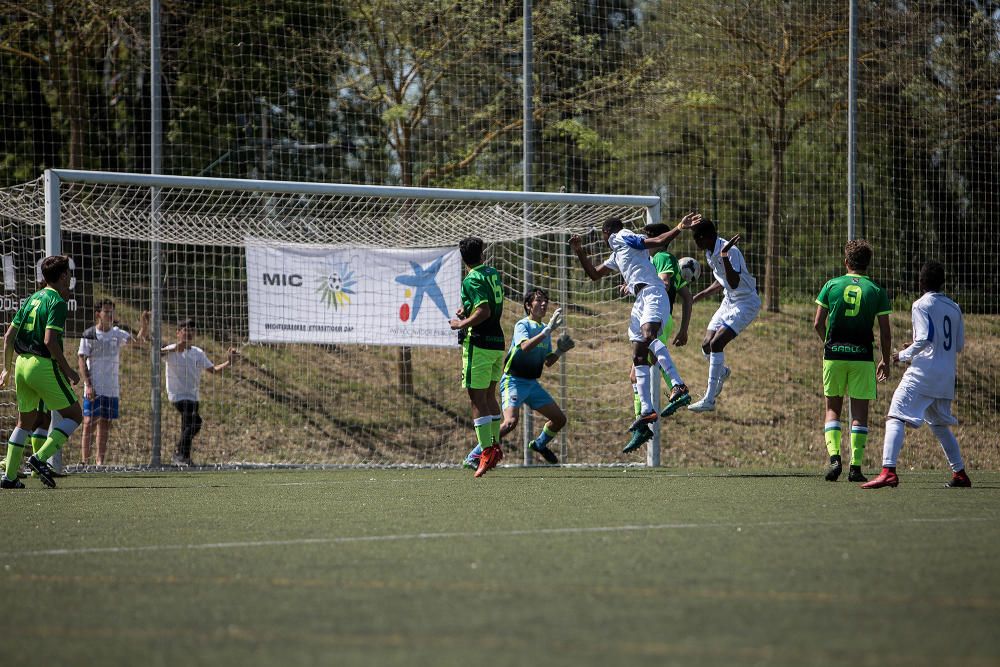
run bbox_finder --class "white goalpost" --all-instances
[1,169,675,468]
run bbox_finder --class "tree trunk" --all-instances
[397,124,415,397]
[764,124,785,313]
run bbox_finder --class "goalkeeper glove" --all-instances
[552,333,575,359]
[542,308,563,336]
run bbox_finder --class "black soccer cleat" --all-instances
[1,476,25,489]
[847,465,867,483]
[824,455,842,482]
[529,440,559,464]
[27,455,57,488]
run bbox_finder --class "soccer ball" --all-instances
[327,272,343,292]
[679,256,701,283]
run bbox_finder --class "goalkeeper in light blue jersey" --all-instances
[464,288,574,468]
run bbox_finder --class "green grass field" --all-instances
[5,467,999,666]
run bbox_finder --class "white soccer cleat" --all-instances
[716,366,732,396]
[688,398,716,412]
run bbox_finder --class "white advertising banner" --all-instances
[245,241,462,347]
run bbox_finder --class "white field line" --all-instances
[1,517,993,559]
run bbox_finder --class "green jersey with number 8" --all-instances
[815,274,890,361]
[11,286,68,358]
[460,264,505,350]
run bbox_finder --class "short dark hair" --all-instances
[522,287,549,315]
[177,318,196,330]
[919,260,945,292]
[643,222,670,237]
[95,299,115,311]
[40,255,70,285]
[602,217,624,235]
[844,239,873,272]
[691,218,717,242]
[459,236,484,266]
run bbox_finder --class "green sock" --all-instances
[30,433,46,455]
[632,387,642,419]
[850,426,868,467]
[491,417,501,446]
[474,421,492,449]
[824,421,841,457]
[5,440,25,481]
[34,429,68,462]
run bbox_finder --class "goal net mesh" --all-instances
[0,176,671,467]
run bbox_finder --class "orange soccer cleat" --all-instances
[861,467,899,489]
[474,445,503,478]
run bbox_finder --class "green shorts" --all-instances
[462,342,504,390]
[14,354,77,413]
[661,314,674,343]
[823,359,876,400]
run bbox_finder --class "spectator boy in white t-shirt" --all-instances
[863,261,971,489]
[77,300,149,465]
[161,319,238,466]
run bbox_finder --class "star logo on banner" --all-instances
[395,256,449,323]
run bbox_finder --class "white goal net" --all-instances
[1,170,676,467]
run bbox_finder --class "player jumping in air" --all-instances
[623,222,695,454]
[449,237,506,478]
[569,213,697,453]
[683,217,761,412]
[463,287,574,468]
[863,260,971,489]
[814,240,892,482]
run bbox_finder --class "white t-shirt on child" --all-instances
[163,344,213,402]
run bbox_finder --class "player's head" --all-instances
[95,299,115,324]
[690,219,718,250]
[844,239,873,273]
[459,236,485,268]
[642,223,670,254]
[40,255,71,288]
[602,217,624,243]
[919,260,945,293]
[177,318,196,342]
[522,287,549,317]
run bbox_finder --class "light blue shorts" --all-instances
[500,374,554,411]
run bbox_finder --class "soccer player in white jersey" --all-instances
[569,214,697,452]
[684,218,761,412]
[863,261,971,489]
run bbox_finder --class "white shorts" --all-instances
[888,377,958,428]
[628,286,669,343]
[707,294,761,335]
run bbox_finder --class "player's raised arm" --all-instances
[645,212,701,249]
[568,234,612,282]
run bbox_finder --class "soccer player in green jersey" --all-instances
[0,255,83,489]
[626,222,695,432]
[813,240,892,483]
[449,237,506,478]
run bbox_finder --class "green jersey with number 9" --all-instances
[11,286,68,358]
[460,264,505,350]
[815,273,890,361]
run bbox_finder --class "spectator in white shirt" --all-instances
[77,300,150,466]
[161,319,238,466]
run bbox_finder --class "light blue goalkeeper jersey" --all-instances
[502,317,552,380]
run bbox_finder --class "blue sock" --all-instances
[535,425,556,449]
[466,444,483,461]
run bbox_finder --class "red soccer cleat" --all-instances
[474,445,503,478]
[861,468,899,489]
[945,469,972,488]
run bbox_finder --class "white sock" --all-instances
[930,425,964,472]
[649,338,683,386]
[882,418,906,467]
[634,364,653,415]
[705,352,725,401]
